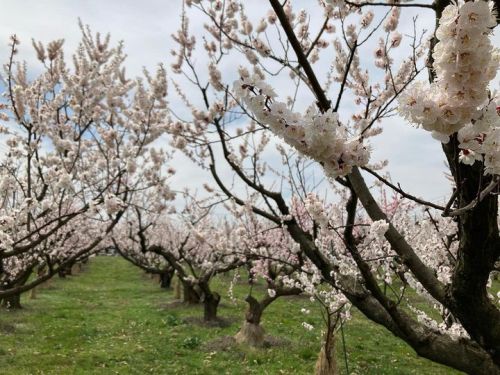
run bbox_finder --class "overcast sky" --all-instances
[2,0,498,205]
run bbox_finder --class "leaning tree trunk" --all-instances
[235,295,266,347]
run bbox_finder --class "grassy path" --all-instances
[0,257,174,374]
[0,257,460,374]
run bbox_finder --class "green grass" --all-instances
[0,257,461,374]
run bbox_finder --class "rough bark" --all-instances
[315,347,339,375]
[244,295,264,324]
[235,321,266,347]
[442,137,500,365]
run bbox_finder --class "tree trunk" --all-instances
[235,320,265,347]
[77,262,84,272]
[315,314,339,375]
[70,263,79,275]
[174,276,181,300]
[203,291,221,322]
[160,270,174,289]
[30,266,47,299]
[58,264,70,278]
[183,283,200,304]
[315,346,339,375]
[2,293,22,310]
[442,137,500,365]
[65,262,74,276]
[235,295,266,346]
[1,270,32,309]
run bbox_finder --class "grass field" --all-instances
[0,256,460,374]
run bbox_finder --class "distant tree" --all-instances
[0,25,173,307]
[113,195,244,322]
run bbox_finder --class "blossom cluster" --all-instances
[234,74,370,177]
[457,99,500,174]
[398,1,499,173]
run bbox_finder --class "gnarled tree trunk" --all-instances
[235,295,266,347]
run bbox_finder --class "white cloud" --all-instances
[0,0,183,76]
